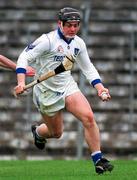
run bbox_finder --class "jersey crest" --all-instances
[57,45,64,53]
[74,48,79,56]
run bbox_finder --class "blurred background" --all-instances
[0,0,137,160]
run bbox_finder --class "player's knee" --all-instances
[82,111,95,128]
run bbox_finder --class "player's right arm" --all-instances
[14,73,26,95]
[15,34,50,95]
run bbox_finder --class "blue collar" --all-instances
[57,28,74,45]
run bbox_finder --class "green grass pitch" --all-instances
[0,160,137,180]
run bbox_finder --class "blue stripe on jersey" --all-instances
[91,79,102,87]
[58,28,74,44]
[25,43,35,52]
[16,68,26,74]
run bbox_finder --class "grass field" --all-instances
[0,160,137,180]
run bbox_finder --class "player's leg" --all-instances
[32,87,65,149]
[66,91,100,152]
[31,111,63,150]
[65,91,114,174]
[38,111,63,138]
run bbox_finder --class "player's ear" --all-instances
[58,20,62,27]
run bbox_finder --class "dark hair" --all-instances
[58,7,81,22]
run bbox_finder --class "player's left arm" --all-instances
[76,41,111,101]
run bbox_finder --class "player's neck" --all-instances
[58,28,74,44]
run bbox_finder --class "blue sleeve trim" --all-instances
[16,68,26,74]
[91,79,102,87]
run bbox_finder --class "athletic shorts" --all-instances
[33,81,80,117]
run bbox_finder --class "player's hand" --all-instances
[14,84,25,97]
[26,66,35,77]
[98,88,111,101]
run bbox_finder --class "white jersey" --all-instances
[16,28,101,93]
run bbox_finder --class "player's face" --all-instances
[59,21,80,38]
